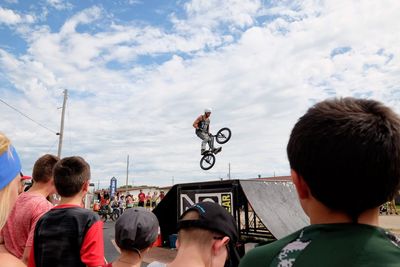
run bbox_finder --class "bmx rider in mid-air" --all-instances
[193,108,221,155]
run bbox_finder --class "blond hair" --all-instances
[0,132,11,154]
[0,181,16,229]
[0,132,14,229]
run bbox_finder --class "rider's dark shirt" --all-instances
[196,115,210,133]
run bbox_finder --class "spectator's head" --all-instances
[177,202,240,267]
[115,207,159,257]
[53,156,91,198]
[32,154,59,183]
[287,97,400,221]
[0,132,21,229]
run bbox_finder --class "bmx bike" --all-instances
[98,205,120,222]
[200,127,231,170]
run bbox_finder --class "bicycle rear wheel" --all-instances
[215,128,231,144]
[200,153,216,170]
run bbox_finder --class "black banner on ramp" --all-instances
[180,189,233,215]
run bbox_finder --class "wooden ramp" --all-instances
[240,180,309,239]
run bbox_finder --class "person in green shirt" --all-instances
[240,98,400,267]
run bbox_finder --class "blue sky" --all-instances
[1,0,400,188]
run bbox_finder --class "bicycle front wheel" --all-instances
[111,210,119,221]
[200,154,216,170]
[215,128,231,144]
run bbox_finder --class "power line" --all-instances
[0,97,58,134]
[46,138,58,154]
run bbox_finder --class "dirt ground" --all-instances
[379,215,400,236]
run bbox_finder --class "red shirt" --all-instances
[138,192,145,202]
[1,192,53,258]
[100,197,108,206]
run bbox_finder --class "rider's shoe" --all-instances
[201,149,208,155]
[213,147,222,154]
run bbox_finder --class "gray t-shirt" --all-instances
[147,261,167,267]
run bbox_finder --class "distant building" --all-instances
[250,175,292,182]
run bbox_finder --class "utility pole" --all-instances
[126,155,129,194]
[57,89,68,158]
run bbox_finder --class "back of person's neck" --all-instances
[307,200,379,226]
[169,245,209,267]
[27,182,53,198]
[113,251,142,267]
[58,194,84,207]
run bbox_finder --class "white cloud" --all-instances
[0,7,35,25]
[126,0,141,5]
[0,49,59,103]
[0,7,22,24]
[46,0,73,10]
[60,6,102,34]
[182,0,261,29]
[1,0,400,187]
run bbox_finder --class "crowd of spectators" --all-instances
[94,189,166,215]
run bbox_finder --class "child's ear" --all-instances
[291,169,310,200]
[82,181,89,193]
[212,236,229,255]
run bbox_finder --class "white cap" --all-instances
[204,108,212,113]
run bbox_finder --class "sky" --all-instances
[1,0,400,189]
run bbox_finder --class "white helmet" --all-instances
[204,108,212,113]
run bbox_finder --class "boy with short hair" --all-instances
[148,201,240,267]
[1,154,59,264]
[28,156,105,267]
[240,98,400,267]
[105,207,159,267]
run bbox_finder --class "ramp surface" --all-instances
[240,180,309,239]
